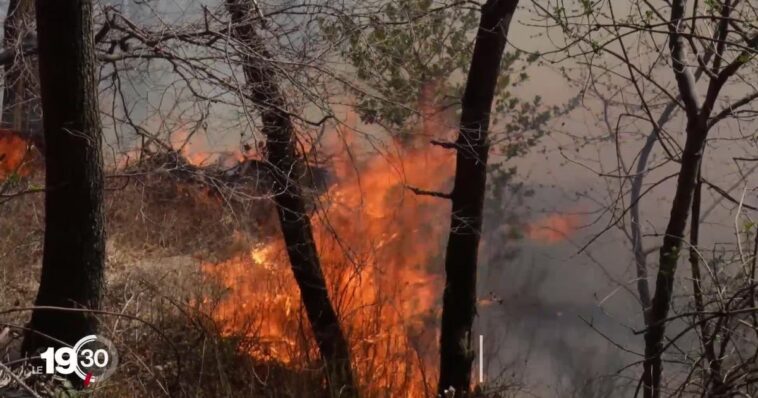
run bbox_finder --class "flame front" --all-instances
[202,125,454,395]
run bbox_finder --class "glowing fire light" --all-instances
[170,129,256,167]
[202,97,457,395]
[0,129,33,179]
[526,212,581,244]
[202,135,452,395]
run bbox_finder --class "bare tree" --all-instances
[535,0,758,395]
[225,1,356,396]
[21,0,105,355]
[642,2,757,395]
[437,0,519,396]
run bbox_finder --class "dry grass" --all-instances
[0,171,518,397]
[91,254,325,398]
[0,172,325,397]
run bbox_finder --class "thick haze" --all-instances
[474,4,758,395]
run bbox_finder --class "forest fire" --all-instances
[201,127,454,395]
[526,212,581,244]
[3,0,755,396]
[0,129,34,179]
[170,129,254,167]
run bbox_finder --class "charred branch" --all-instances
[406,185,452,200]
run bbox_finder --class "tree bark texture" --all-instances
[22,0,105,354]
[226,1,357,396]
[437,1,519,396]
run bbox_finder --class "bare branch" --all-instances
[406,185,452,200]
[668,0,701,118]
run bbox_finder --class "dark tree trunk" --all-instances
[437,0,518,396]
[641,120,707,398]
[638,0,748,394]
[2,0,42,147]
[226,2,356,396]
[21,0,105,354]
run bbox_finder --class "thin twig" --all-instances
[0,361,43,398]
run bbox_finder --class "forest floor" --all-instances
[0,173,328,397]
[0,169,515,397]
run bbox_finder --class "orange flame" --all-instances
[0,129,34,179]
[202,102,456,395]
[170,129,257,167]
[526,212,581,244]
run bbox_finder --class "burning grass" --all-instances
[0,170,320,397]
[0,124,521,397]
[201,138,453,396]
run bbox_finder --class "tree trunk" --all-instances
[437,1,518,396]
[640,0,727,394]
[2,0,42,147]
[21,0,105,354]
[226,2,356,396]
[642,120,707,398]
